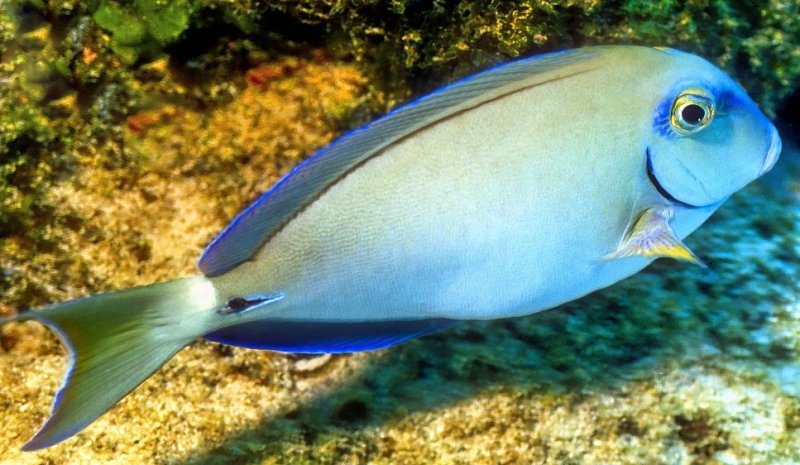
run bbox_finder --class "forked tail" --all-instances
[2,276,219,450]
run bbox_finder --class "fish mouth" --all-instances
[759,129,781,176]
[646,148,700,209]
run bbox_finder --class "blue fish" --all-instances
[1,45,781,449]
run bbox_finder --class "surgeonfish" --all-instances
[1,46,781,450]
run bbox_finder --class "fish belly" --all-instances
[212,85,648,322]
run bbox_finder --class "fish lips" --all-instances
[759,129,782,176]
[645,148,701,209]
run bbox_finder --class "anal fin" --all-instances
[204,318,459,354]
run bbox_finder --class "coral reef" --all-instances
[284,0,800,114]
[0,1,799,464]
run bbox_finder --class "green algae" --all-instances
[1,1,800,464]
[93,0,192,63]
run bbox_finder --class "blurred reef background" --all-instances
[1,1,799,464]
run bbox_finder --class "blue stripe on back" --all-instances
[203,318,460,353]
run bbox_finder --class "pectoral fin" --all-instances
[604,207,705,266]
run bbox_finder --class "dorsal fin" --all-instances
[198,48,602,276]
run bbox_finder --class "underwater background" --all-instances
[0,1,798,464]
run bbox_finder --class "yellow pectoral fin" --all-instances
[646,239,706,267]
[604,207,706,267]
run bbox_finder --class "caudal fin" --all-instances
[6,276,219,450]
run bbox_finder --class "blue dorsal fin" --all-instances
[198,48,601,276]
[203,318,459,353]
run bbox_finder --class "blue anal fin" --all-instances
[203,318,460,354]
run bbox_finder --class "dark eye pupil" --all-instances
[681,104,706,125]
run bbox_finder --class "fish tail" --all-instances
[7,276,220,450]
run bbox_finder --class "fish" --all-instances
[0,45,781,450]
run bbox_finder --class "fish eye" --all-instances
[670,90,715,134]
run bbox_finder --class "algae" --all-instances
[92,0,192,63]
[260,0,800,114]
[1,1,800,464]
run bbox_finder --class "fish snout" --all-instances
[760,128,782,175]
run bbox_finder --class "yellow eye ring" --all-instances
[670,90,715,134]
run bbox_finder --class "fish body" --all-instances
[206,46,775,331]
[1,46,781,449]
[212,91,682,323]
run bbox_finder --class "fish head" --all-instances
[645,48,781,209]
